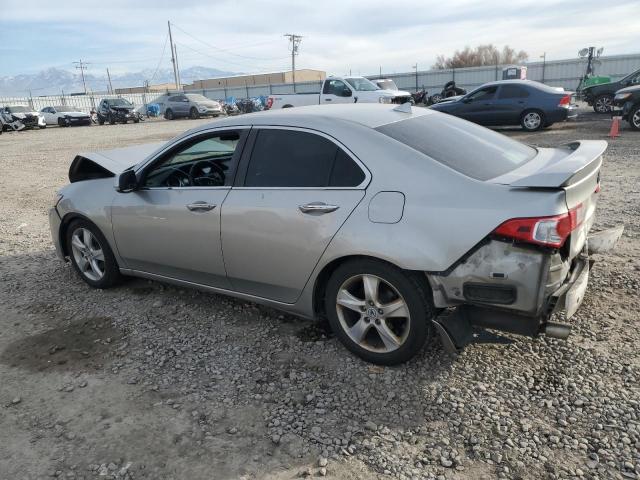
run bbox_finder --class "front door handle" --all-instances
[186,201,216,212]
[299,202,339,214]
[325,98,332,101]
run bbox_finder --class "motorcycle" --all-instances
[411,89,428,105]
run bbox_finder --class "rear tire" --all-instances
[66,219,122,289]
[165,109,174,120]
[520,109,545,131]
[593,94,613,114]
[282,104,293,109]
[629,105,640,131]
[324,259,434,365]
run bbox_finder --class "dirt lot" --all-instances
[0,110,638,480]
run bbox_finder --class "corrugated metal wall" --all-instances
[3,54,639,110]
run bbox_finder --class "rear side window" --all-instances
[375,114,536,181]
[245,129,364,188]
[498,85,530,99]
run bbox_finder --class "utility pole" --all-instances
[168,21,180,91]
[73,59,90,94]
[540,52,547,84]
[379,66,382,78]
[174,44,182,90]
[412,64,418,92]
[284,34,302,85]
[106,68,113,94]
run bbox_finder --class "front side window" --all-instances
[244,129,364,188]
[498,85,530,99]
[466,86,498,102]
[323,80,350,96]
[143,131,242,188]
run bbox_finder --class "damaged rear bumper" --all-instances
[430,226,624,353]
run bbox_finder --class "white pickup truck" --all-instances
[266,76,412,109]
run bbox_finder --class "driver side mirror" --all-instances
[462,97,472,103]
[117,169,138,193]
[342,89,352,97]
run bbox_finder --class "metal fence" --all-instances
[2,53,639,110]
[0,92,167,114]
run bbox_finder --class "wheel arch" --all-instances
[311,254,431,318]
[58,212,111,259]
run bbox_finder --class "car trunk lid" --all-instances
[490,140,606,257]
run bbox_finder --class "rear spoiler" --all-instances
[492,140,606,188]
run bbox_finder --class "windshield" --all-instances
[345,77,379,91]
[54,106,73,112]
[108,99,132,107]
[375,113,536,181]
[186,94,213,102]
[8,106,28,112]
[376,80,398,91]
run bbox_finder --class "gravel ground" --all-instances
[0,110,638,480]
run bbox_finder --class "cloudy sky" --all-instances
[1,0,639,78]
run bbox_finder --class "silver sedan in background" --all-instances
[49,104,622,365]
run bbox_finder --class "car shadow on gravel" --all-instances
[0,315,123,373]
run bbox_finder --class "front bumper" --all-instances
[49,207,65,261]
[611,101,634,120]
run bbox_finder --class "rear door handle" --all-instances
[186,201,216,212]
[299,202,339,214]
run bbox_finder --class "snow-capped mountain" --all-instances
[0,67,237,96]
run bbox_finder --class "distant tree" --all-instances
[433,44,529,69]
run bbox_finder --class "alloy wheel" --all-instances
[523,112,542,130]
[335,274,411,353]
[595,96,612,113]
[70,228,105,281]
[632,109,640,129]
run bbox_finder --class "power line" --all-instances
[174,41,289,72]
[149,32,170,83]
[170,23,288,61]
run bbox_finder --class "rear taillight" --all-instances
[266,97,273,109]
[558,94,571,107]
[493,204,583,248]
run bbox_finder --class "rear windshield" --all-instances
[375,114,536,180]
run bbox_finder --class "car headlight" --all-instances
[378,96,393,104]
[614,92,632,101]
[198,106,208,112]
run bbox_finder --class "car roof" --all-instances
[477,79,562,92]
[187,103,434,133]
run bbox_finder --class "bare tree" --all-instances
[433,45,528,69]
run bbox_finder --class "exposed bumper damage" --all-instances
[429,226,624,353]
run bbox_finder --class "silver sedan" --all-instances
[50,104,622,365]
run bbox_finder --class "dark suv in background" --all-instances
[96,98,141,125]
[613,85,640,130]
[581,67,640,113]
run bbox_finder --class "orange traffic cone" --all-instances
[609,116,621,138]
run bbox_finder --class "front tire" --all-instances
[189,107,199,119]
[165,109,174,120]
[628,105,640,131]
[108,114,116,125]
[593,94,613,114]
[520,110,544,131]
[66,219,121,289]
[325,259,434,365]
